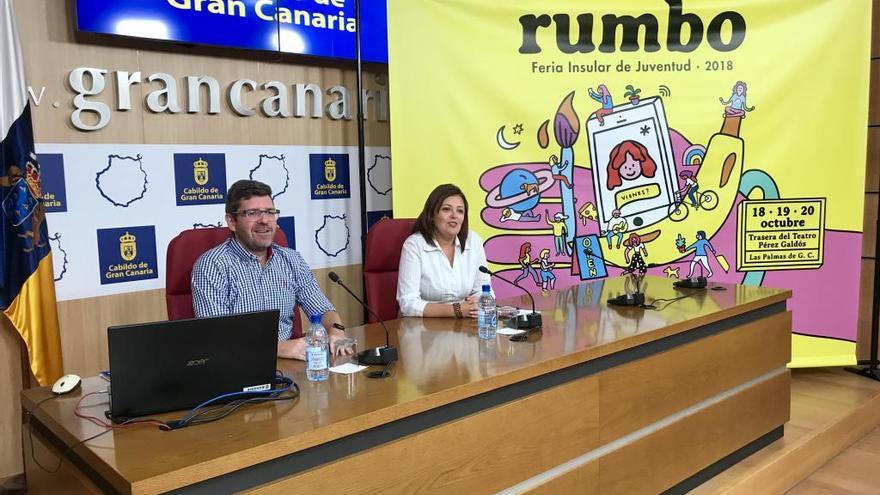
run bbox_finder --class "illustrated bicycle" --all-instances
[668,188,718,222]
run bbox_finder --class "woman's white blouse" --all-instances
[396,230,492,317]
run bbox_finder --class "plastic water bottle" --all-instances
[477,284,497,340]
[305,314,329,382]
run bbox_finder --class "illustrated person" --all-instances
[514,242,540,286]
[678,169,699,208]
[623,233,649,275]
[719,81,755,118]
[545,210,570,256]
[606,140,657,190]
[397,184,491,318]
[588,84,614,126]
[500,207,541,223]
[622,233,649,298]
[686,230,716,278]
[192,180,349,361]
[602,209,628,249]
[538,248,556,292]
[549,154,572,189]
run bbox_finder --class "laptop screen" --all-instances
[107,310,280,420]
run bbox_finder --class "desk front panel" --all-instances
[21,278,791,494]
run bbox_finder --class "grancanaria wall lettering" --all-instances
[48,67,388,131]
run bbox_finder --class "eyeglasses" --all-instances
[235,208,280,220]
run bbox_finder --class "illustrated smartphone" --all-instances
[587,97,677,231]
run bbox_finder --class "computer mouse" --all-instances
[51,374,81,395]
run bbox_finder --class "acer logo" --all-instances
[186,358,210,367]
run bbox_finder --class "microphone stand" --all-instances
[669,253,708,289]
[479,266,542,341]
[583,248,647,307]
[328,273,398,371]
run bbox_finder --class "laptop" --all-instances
[107,310,280,421]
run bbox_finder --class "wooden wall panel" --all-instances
[867,128,879,193]
[54,264,365,380]
[873,0,880,58]
[860,2,880,363]
[55,290,167,378]
[16,0,147,144]
[870,60,880,126]
[858,260,875,362]
[864,193,877,258]
[0,321,25,478]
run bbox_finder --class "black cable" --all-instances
[166,374,299,430]
[27,392,165,474]
[29,424,112,474]
[182,384,300,425]
[645,288,707,311]
[184,392,300,427]
[25,394,62,472]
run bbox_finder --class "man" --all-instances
[545,210,569,256]
[601,209,627,249]
[685,230,716,279]
[192,180,347,360]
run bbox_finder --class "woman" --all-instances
[623,233,649,275]
[719,81,755,118]
[514,242,540,286]
[397,184,491,318]
[606,140,657,190]
[588,84,613,126]
[678,169,699,208]
[623,233,649,297]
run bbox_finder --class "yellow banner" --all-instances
[389,0,870,367]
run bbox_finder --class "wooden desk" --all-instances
[22,277,791,494]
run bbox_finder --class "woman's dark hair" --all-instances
[226,180,273,214]
[413,184,469,251]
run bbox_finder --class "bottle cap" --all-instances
[309,314,322,324]
[482,284,491,293]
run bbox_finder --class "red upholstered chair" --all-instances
[165,227,303,337]
[363,218,416,322]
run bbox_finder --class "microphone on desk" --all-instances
[327,272,398,371]
[478,266,542,337]
[672,276,707,289]
[584,248,649,307]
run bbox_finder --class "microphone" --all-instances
[478,266,542,335]
[327,272,398,372]
[584,248,649,307]
[673,276,707,289]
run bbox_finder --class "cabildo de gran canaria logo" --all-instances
[309,153,350,200]
[97,226,158,285]
[37,153,67,213]
[325,156,337,182]
[119,231,137,261]
[193,157,209,185]
[174,153,227,206]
